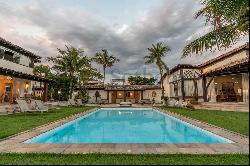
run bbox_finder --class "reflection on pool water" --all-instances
[24,108,233,144]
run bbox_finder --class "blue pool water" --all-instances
[24,108,233,144]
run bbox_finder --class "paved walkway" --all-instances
[194,102,249,112]
[0,107,248,154]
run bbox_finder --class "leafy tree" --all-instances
[47,45,94,98]
[92,49,120,83]
[182,0,249,56]
[95,91,101,103]
[128,76,156,85]
[144,42,170,97]
[33,64,51,77]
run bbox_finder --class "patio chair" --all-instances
[16,99,48,113]
[68,99,77,106]
[58,101,69,106]
[168,99,176,107]
[35,100,54,111]
[120,102,132,107]
[174,100,182,107]
[76,99,85,106]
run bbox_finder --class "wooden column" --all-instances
[124,90,126,102]
[43,82,48,102]
[141,90,143,100]
[180,69,185,101]
[107,91,109,103]
[202,76,207,102]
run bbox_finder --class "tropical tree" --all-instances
[128,76,156,85]
[182,0,249,56]
[33,64,51,77]
[144,42,170,97]
[92,49,120,83]
[47,45,96,99]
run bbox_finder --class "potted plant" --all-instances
[161,96,169,105]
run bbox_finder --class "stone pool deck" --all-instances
[0,107,248,154]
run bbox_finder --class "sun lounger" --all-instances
[16,99,48,113]
[139,99,152,105]
[120,102,132,107]
[68,99,77,106]
[76,99,85,106]
[35,100,57,111]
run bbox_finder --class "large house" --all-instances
[0,37,51,103]
[163,42,249,104]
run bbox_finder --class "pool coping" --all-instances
[0,107,248,154]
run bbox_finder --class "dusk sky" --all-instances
[0,0,248,82]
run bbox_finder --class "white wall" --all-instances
[87,90,107,103]
[0,59,33,75]
[143,89,162,103]
[242,73,249,103]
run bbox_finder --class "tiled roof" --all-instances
[0,66,53,82]
[0,37,41,60]
[83,84,161,90]
[200,58,249,76]
[198,42,249,68]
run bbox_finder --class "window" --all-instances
[13,53,21,64]
[29,58,34,68]
[174,83,178,97]
[4,50,14,61]
[126,91,134,98]
[19,55,31,67]
[0,49,4,59]
[152,91,157,97]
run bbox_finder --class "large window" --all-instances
[4,50,14,61]
[13,53,21,64]
[0,49,4,59]
[19,55,31,67]
[174,83,178,97]
[126,91,134,98]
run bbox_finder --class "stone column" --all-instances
[242,73,249,103]
[43,82,48,102]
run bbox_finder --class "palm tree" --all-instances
[92,49,120,83]
[182,0,249,57]
[47,45,92,99]
[144,42,170,97]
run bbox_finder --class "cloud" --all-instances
[0,0,248,83]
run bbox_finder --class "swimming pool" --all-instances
[24,108,233,144]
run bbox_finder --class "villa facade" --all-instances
[0,37,51,103]
[163,42,249,104]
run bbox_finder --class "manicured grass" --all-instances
[159,106,249,136]
[0,153,248,165]
[0,106,95,139]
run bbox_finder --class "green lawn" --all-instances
[0,153,248,165]
[159,106,249,136]
[0,106,95,139]
[0,106,248,165]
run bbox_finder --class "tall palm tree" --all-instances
[182,0,249,57]
[144,42,170,97]
[47,45,92,99]
[92,49,120,83]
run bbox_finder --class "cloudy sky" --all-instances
[0,0,248,82]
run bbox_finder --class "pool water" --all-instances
[24,108,233,144]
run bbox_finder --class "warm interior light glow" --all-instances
[25,82,29,89]
[6,76,12,80]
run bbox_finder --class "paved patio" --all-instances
[0,107,248,154]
